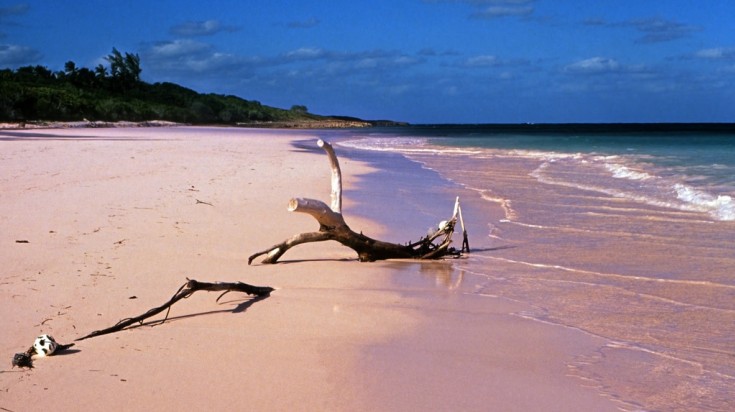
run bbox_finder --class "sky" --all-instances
[1,0,734,124]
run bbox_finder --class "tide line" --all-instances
[477,255,735,291]
[464,262,735,314]
[603,341,735,382]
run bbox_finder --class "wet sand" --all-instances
[1,126,619,411]
[402,146,735,411]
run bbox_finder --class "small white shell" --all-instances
[33,334,58,357]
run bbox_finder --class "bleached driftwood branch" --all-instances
[248,139,468,264]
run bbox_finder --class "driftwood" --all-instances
[249,139,469,264]
[76,279,273,341]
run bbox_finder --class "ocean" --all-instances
[332,124,735,411]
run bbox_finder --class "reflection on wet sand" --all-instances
[409,149,735,411]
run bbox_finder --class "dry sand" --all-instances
[1,127,620,411]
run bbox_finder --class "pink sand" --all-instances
[0,126,619,411]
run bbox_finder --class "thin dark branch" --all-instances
[76,279,273,341]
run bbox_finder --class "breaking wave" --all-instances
[339,136,735,222]
[339,137,480,155]
[530,155,734,222]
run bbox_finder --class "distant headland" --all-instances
[0,48,406,129]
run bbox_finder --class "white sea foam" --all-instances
[531,155,735,222]
[605,163,653,181]
[338,137,481,155]
[674,184,735,221]
[338,137,427,151]
[506,149,581,161]
[479,191,517,220]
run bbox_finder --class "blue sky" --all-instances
[1,0,734,123]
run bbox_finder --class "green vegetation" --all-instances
[0,48,326,124]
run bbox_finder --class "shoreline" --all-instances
[334,140,623,410]
[0,119,183,130]
[388,134,735,410]
[0,126,620,410]
[0,118,408,131]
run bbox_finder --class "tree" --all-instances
[105,48,125,78]
[290,104,308,114]
[64,61,78,77]
[94,64,108,79]
[30,65,54,80]
[0,50,334,124]
[105,47,142,90]
[124,51,142,81]
[74,67,97,88]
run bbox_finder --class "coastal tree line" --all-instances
[0,48,313,124]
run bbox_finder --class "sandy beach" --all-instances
[0,127,620,411]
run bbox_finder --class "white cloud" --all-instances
[584,17,700,44]
[418,48,461,57]
[460,54,529,68]
[499,71,513,79]
[628,18,700,44]
[0,43,42,65]
[394,55,419,65]
[426,0,535,19]
[279,47,421,73]
[287,17,320,29]
[284,47,328,60]
[185,52,241,72]
[147,39,212,58]
[463,55,500,67]
[140,42,425,85]
[356,58,378,69]
[170,20,235,36]
[387,84,413,95]
[564,57,621,74]
[473,5,533,18]
[425,0,533,5]
[0,3,29,18]
[142,40,253,76]
[695,47,735,60]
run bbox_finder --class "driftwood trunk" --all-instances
[249,139,467,264]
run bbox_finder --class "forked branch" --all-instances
[76,279,273,341]
[248,139,469,264]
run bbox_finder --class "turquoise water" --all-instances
[336,124,735,411]
[345,124,735,222]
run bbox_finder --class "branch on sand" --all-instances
[76,279,273,341]
[248,139,469,264]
